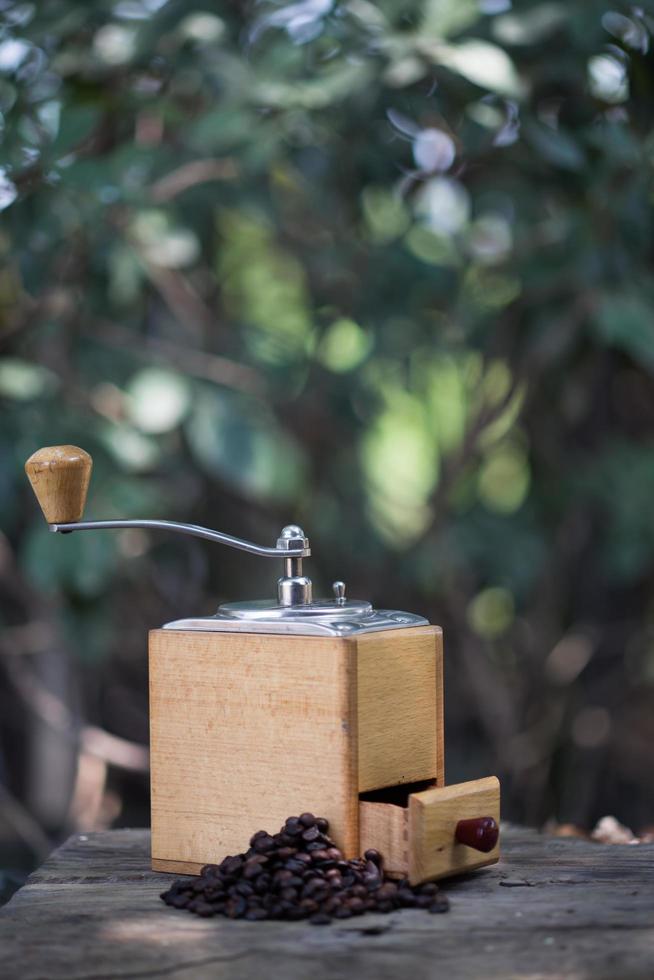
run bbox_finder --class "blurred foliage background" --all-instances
[2,0,654,900]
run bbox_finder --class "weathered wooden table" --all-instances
[1,826,652,979]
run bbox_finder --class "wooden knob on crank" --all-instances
[25,445,92,524]
[455,816,499,853]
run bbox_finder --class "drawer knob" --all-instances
[455,816,499,853]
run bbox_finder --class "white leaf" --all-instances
[435,40,526,98]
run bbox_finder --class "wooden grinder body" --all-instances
[149,625,499,883]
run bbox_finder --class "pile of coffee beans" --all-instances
[160,813,449,924]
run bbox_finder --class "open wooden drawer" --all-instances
[359,776,500,885]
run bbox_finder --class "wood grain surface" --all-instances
[149,629,359,866]
[24,444,92,524]
[359,777,500,883]
[355,626,443,792]
[1,826,652,980]
[408,776,500,882]
[149,625,442,871]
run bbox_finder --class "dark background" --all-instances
[2,0,654,901]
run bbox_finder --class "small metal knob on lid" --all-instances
[333,581,346,605]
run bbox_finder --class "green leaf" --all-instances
[523,122,586,171]
[185,389,306,503]
[591,293,654,372]
[49,105,100,158]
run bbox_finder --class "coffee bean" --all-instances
[310,912,332,925]
[169,895,189,909]
[273,868,293,884]
[243,861,265,880]
[160,812,450,925]
[226,896,247,918]
[429,895,450,913]
[189,900,215,917]
[254,875,271,895]
[286,905,308,921]
[245,907,268,920]
[376,882,398,900]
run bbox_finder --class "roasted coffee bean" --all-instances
[189,900,215,917]
[429,894,450,913]
[234,881,254,897]
[160,812,450,925]
[254,874,271,895]
[245,907,268,920]
[284,858,308,874]
[286,905,308,920]
[169,895,189,909]
[226,896,247,918]
[376,882,398,900]
[310,912,331,925]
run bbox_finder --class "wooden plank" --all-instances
[356,626,443,792]
[149,629,359,866]
[1,827,653,980]
[409,777,500,883]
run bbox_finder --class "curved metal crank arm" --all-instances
[48,519,310,559]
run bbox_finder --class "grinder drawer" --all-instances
[359,776,500,884]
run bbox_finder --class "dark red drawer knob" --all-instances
[455,816,499,853]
